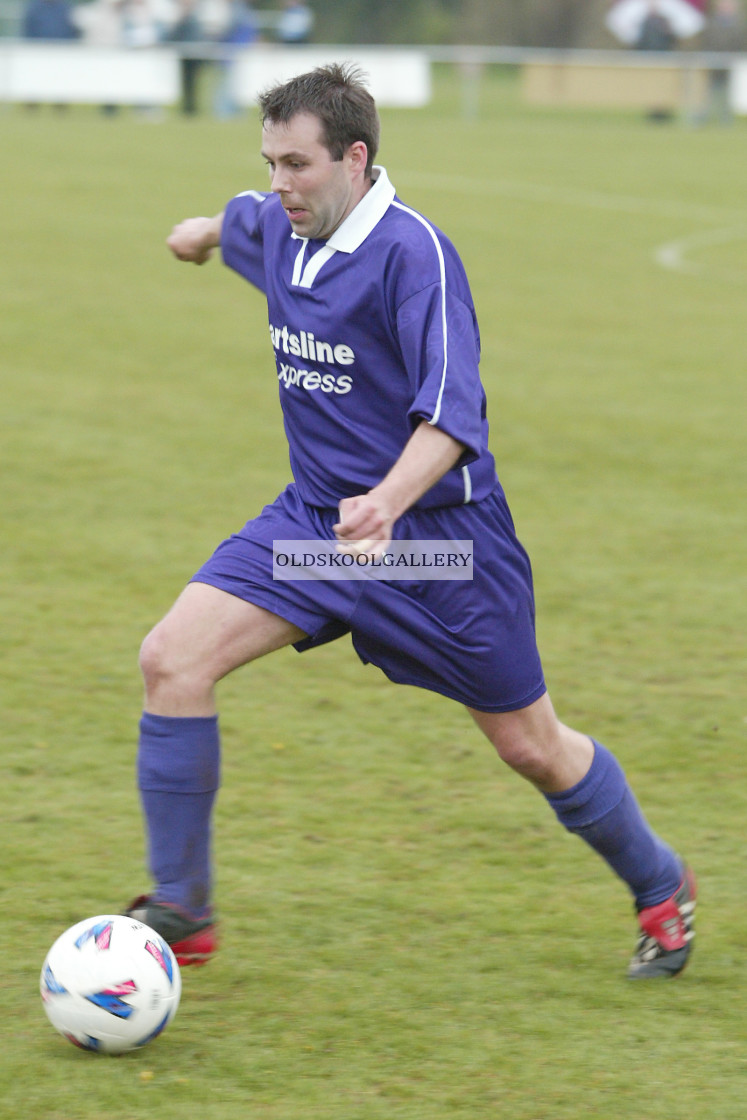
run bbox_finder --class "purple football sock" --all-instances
[137,712,220,918]
[544,740,682,909]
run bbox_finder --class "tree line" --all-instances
[310,0,626,49]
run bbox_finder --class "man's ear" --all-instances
[347,140,369,173]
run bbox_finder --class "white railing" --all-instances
[1,40,745,113]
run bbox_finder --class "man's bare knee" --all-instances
[489,726,558,785]
[138,583,308,716]
[468,696,594,792]
[139,624,200,694]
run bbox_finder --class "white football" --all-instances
[40,914,181,1054]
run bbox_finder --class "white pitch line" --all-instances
[398,169,747,279]
[654,226,747,274]
[397,169,746,226]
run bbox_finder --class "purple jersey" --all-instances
[221,167,499,509]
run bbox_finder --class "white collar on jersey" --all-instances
[327,166,395,253]
[290,166,395,255]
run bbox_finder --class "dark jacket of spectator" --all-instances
[23,0,80,39]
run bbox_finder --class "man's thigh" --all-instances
[189,484,361,650]
[145,581,307,684]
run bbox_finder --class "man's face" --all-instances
[261,112,364,240]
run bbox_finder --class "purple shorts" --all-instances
[191,483,546,713]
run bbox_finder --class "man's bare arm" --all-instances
[166,213,224,264]
[334,421,466,555]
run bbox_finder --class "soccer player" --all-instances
[126,64,695,978]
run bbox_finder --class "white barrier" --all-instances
[0,43,430,108]
[231,47,432,109]
[730,60,747,112]
[0,43,179,104]
[0,42,743,116]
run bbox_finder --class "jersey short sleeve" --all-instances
[221,190,273,294]
[396,276,485,465]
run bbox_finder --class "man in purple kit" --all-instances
[126,63,695,978]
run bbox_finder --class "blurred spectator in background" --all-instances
[121,0,164,48]
[122,0,168,119]
[214,0,258,119]
[634,1,677,50]
[22,0,79,109]
[74,0,165,117]
[23,0,79,39]
[634,2,678,121]
[276,0,313,45]
[73,0,124,46]
[167,0,206,114]
[697,0,747,123]
[73,0,125,114]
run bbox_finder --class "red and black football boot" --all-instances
[628,866,696,979]
[124,896,217,967]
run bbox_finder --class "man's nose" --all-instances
[270,166,291,193]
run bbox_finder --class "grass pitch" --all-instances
[2,67,746,1119]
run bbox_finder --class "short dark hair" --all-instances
[258,63,380,176]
